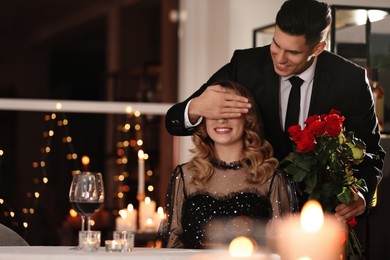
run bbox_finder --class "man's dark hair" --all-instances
[276,0,332,46]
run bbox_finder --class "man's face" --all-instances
[270,26,319,77]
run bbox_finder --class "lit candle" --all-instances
[229,236,255,257]
[115,205,137,232]
[144,217,156,232]
[142,197,156,217]
[79,230,101,252]
[138,150,145,196]
[205,235,275,259]
[275,200,343,260]
[105,240,124,252]
[115,209,128,231]
[126,204,137,231]
[81,155,90,171]
[139,196,156,232]
[154,206,165,232]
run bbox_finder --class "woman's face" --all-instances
[205,116,245,148]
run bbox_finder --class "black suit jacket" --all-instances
[165,45,385,208]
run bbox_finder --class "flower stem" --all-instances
[347,225,362,257]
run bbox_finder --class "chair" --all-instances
[0,223,29,246]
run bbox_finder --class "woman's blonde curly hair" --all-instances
[188,81,278,188]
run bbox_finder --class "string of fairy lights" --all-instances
[0,112,80,234]
[113,110,153,209]
[0,109,156,235]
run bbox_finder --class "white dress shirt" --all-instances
[280,57,317,130]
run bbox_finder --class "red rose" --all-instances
[288,125,302,142]
[296,129,316,152]
[304,114,321,126]
[324,114,345,137]
[325,113,345,125]
[329,109,341,115]
[308,120,326,137]
[347,218,358,228]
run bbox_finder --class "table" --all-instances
[0,247,196,260]
[0,246,280,260]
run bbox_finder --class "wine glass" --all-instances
[69,171,104,231]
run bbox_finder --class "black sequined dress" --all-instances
[157,163,298,249]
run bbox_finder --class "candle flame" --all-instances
[81,155,90,166]
[146,218,153,225]
[69,209,78,217]
[157,206,166,220]
[138,150,144,159]
[145,197,151,204]
[229,236,254,257]
[119,209,128,219]
[127,204,134,211]
[300,200,324,233]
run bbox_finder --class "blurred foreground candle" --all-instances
[275,200,343,260]
[229,236,255,257]
[189,235,279,260]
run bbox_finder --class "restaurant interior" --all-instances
[0,0,389,259]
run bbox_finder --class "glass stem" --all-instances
[81,215,85,231]
[87,216,91,231]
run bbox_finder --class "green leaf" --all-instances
[284,164,308,182]
[337,187,352,204]
[304,173,317,194]
[291,154,313,172]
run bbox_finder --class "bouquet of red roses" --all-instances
[280,109,376,256]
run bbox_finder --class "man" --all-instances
[165,0,385,222]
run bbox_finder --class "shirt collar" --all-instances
[281,56,317,83]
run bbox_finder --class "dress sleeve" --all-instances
[268,170,299,219]
[156,165,186,248]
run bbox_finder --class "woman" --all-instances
[158,81,297,249]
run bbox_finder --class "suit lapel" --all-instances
[308,53,332,115]
[264,61,283,129]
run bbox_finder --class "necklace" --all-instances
[212,159,243,170]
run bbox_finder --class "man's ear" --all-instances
[312,41,327,57]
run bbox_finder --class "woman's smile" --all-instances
[214,127,232,134]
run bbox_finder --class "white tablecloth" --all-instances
[0,246,279,260]
[0,247,198,260]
